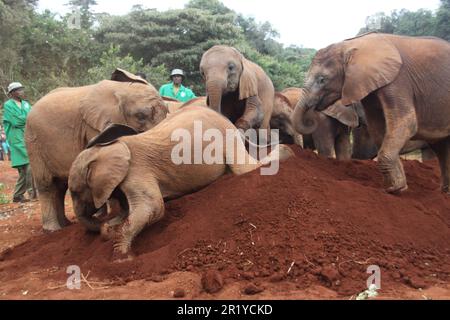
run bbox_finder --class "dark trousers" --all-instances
[13,164,36,200]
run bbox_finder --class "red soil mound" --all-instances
[1,147,449,296]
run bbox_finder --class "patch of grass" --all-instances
[0,183,11,204]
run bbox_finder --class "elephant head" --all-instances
[200,45,258,113]
[292,33,402,134]
[291,89,359,135]
[69,125,135,232]
[80,69,168,135]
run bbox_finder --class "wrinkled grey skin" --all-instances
[352,104,435,160]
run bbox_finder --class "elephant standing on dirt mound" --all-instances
[68,106,293,259]
[283,87,359,160]
[292,32,450,194]
[25,69,168,232]
[200,45,274,135]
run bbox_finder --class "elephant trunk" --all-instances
[206,80,225,113]
[73,198,103,232]
[292,92,319,135]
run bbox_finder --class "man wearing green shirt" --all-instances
[2,82,36,203]
[159,69,196,103]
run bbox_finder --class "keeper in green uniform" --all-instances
[159,69,196,103]
[2,82,36,203]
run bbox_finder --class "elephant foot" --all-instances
[42,222,64,233]
[112,254,134,264]
[378,159,407,195]
[112,248,134,263]
[235,119,251,131]
[385,183,408,195]
[112,241,134,263]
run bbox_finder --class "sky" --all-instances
[37,0,441,49]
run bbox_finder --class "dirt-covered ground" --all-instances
[0,148,449,300]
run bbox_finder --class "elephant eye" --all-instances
[228,63,235,72]
[317,76,326,85]
[136,112,146,121]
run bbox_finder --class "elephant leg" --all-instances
[303,134,315,150]
[335,129,352,161]
[100,199,129,241]
[315,141,334,158]
[376,91,417,194]
[235,96,264,131]
[312,127,335,158]
[113,181,164,259]
[55,181,71,227]
[429,139,450,193]
[39,181,69,232]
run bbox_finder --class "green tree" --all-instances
[94,6,244,93]
[236,15,282,56]
[1,0,315,102]
[394,9,436,36]
[94,1,314,93]
[358,7,439,38]
[86,44,168,88]
[0,0,37,99]
[19,10,102,101]
[436,0,450,40]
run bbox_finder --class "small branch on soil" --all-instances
[45,272,112,291]
[287,261,295,274]
[304,255,316,267]
[177,248,193,257]
[81,272,111,290]
[338,257,375,270]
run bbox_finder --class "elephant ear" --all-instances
[87,124,138,149]
[322,101,359,128]
[87,142,131,209]
[341,35,403,105]
[111,68,148,85]
[275,92,294,109]
[80,82,126,132]
[239,57,258,100]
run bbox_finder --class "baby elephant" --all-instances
[68,106,293,260]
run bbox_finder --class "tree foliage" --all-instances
[86,45,168,86]
[94,0,313,93]
[2,0,448,104]
[0,0,37,97]
[436,0,450,40]
[0,0,316,101]
[358,0,449,39]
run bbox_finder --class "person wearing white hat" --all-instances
[159,68,196,103]
[2,82,36,203]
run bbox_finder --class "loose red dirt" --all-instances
[0,147,449,299]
